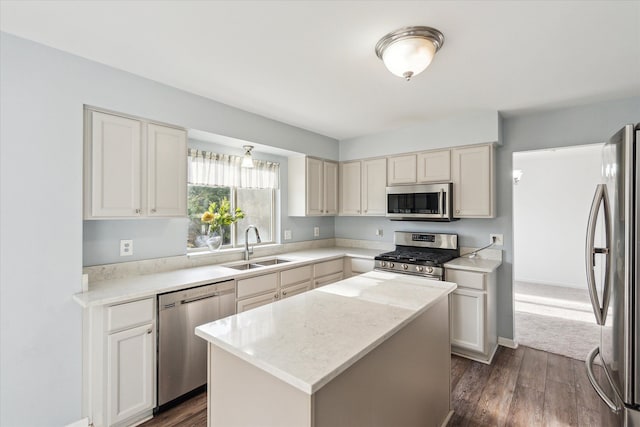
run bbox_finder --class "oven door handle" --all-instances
[585,184,611,326]
[439,188,445,218]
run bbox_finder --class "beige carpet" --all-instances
[514,281,600,361]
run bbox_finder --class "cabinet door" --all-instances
[236,292,278,313]
[417,149,451,183]
[107,323,154,425]
[451,145,494,217]
[147,124,187,217]
[323,161,338,215]
[362,158,387,215]
[281,281,312,299]
[339,161,362,215]
[90,111,142,217]
[306,158,324,215]
[314,272,344,288]
[387,154,417,184]
[450,289,485,353]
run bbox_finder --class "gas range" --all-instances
[374,232,459,279]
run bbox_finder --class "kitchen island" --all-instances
[195,270,456,427]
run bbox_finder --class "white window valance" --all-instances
[188,149,280,189]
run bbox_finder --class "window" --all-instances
[187,148,279,251]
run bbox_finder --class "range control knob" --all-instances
[416,266,424,272]
[402,264,409,270]
[426,267,434,274]
[389,262,395,268]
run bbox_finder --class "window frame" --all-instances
[187,185,277,253]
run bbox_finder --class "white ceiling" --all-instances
[1,1,639,140]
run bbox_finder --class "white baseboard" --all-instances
[65,418,89,427]
[498,337,518,348]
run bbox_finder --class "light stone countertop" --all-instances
[73,247,380,308]
[195,270,456,394]
[444,256,502,273]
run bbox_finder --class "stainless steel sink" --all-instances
[225,258,291,270]
[255,258,291,266]
[227,263,264,270]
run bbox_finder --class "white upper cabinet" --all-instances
[323,160,338,215]
[362,158,387,216]
[147,124,187,217]
[417,149,451,183]
[339,161,361,215]
[88,112,142,217]
[451,144,494,218]
[387,154,417,185]
[288,157,338,216]
[84,109,187,219]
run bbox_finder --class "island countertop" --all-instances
[195,270,456,395]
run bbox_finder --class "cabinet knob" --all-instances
[147,328,152,334]
[282,291,287,296]
[364,209,368,213]
[151,208,156,213]
[135,208,141,214]
[274,293,279,299]
[456,209,460,213]
[357,210,360,213]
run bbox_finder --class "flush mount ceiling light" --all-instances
[241,145,255,168]
[375,26,445,81]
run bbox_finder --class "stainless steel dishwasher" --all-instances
[157,280,235,410]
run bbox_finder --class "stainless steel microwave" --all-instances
[386,183,456,221]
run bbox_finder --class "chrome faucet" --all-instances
[244,225,261,260]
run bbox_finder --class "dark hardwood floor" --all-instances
[142,346,616,427]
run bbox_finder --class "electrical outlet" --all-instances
[120,239,133,256]
[490,234,504,246]
[284,229,292,240]
[313,226,320,237]
[375,228,383,237]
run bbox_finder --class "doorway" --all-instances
[512,143,603,361]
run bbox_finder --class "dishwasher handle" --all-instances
[181,287,234,305]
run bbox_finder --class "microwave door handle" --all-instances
[585,184,611,326]
[439,189,444,217]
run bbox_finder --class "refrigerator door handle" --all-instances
[585,184,611,326]
[586,346,621,413]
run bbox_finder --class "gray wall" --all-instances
[336,95,640,342]
[0,33,336,426]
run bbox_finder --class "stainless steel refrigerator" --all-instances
[586,123,639,426]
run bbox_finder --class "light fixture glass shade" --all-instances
[241,145,254,168]
[375,26,444,81]
[382,37,436,80]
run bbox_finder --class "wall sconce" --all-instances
[513,169,524,185]
[375,26,445,81]
[241,145,254,168]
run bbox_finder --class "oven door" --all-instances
[386,183,453,220]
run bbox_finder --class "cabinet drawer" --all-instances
[236,292,277,313]
[445,269,486,290]
[237,273,278,299]
[314,259,343,278]
[281,281,312,299]
[280,265,313,287]
[106,298,154,332]
[350,258,374,274]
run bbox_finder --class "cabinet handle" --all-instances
[151,208,156,213]
[135,208,141,214]
[147,328,152,334]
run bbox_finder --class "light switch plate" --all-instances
[284,229,292,240]
[120,239,133,256]
[313,227,320,237]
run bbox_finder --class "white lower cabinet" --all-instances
[281,281,312,299]
[236,292,278,312]
[313,259,344,288]
[450,289,485,353]
[107,323,154,426]
[84,297,156,427]
[446,267,497,364]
